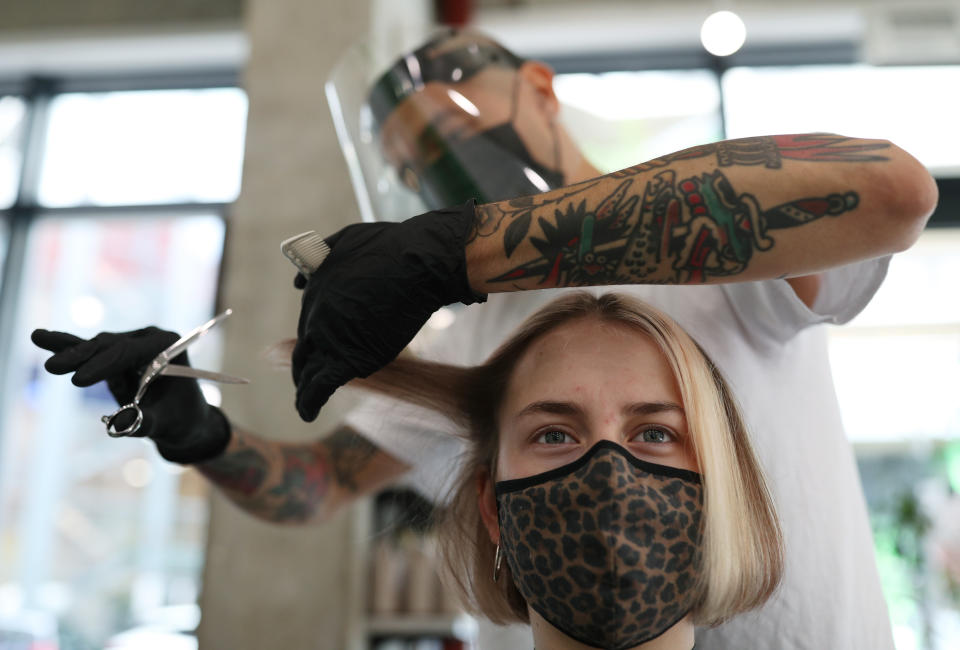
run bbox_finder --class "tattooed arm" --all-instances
[286,134,937,420]
[465,134,938,294]
[195,424,410,524]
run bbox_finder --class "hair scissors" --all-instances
[102,309,248,437]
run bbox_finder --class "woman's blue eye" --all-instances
[539,430,569,444]
[639,428,672,443]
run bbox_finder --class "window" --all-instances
[830,229,960,443]
[827,229,960,648]
[0,80,245,650]
[723,64,960,175]
[553,69,722,172]
[39,89,245,207]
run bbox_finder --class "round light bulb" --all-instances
[701,10,747,57]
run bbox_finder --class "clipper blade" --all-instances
[280,231,331,277]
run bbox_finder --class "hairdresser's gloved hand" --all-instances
[31,327,231,464]
[292,200,486,422]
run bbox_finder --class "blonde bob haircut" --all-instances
[356,291,783,627]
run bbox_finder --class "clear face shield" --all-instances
[325,28,565,223]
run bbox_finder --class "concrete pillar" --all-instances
[197,0,370,648]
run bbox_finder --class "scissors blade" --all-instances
[160,364,250,384]
[160,308,234,363]
[133,309,238,403]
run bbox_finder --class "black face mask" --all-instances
[411,120,565,209]
[495,440,703,650]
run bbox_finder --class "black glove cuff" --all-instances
[155,406,232,465]
[436,198,488,306]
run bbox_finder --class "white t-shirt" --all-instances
[344,259,894,650]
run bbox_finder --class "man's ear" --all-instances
[476,468,500,545]
[518,60,559,119]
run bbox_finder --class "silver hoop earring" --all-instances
[493,544,503,582]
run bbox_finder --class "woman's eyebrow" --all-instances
[515,400,583,418]
[625,401,685,416]
[514,400,684,419]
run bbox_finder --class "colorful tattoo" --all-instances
[322,427,378,492]
[765,133,891,164]
[478,135,879,287]
[198,444,270,496]
[487,171,859,286]
[611,134,890,178]
[265,447,333,521]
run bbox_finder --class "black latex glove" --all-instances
[292,200,486,421]
[31,326,231,464]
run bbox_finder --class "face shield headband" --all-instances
[367,30,525,128]
[495,440,703,650]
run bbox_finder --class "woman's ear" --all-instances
[476,468,501,545]
[518,60,559,119]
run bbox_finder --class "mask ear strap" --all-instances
[508,69,521,122]
[551,119,562,179]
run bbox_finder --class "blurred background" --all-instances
[0,0,957,648]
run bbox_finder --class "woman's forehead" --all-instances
[522,318,654,357]
[503,319,680,403]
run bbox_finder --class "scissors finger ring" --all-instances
[102,403,144,437]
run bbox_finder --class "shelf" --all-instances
[366,613,472,637]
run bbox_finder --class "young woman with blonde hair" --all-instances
[357,291,783,650]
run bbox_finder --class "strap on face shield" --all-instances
[367,30,524,129]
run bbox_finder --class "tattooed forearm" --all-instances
[483,170,858,286]
[196,426,405,524]
[468,134,886,289]
[197,429,333,523]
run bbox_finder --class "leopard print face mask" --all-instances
[495,440,703,650]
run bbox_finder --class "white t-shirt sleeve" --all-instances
[811,255,892,323]
[342,391,468,504]
[721,255,891,345]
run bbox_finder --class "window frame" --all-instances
[0,68,242,442]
